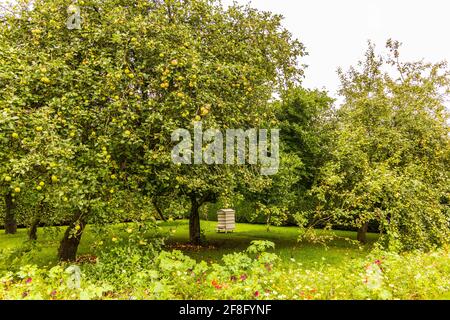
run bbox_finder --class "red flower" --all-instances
[25,277,32,284]
[240,274,247,281]
[254,291,260,298]
[374,259,382,265]
[211,280,222,289]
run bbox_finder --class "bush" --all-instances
[1,241,450,300]
[0,264,112,300]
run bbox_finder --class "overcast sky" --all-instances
[222,0,450,99]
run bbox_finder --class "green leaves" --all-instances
[315,41,450,250]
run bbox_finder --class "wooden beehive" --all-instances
[216,209,235,233]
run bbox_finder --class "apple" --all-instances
[14,187,20,193]
[200,107,209,116]
[4,176,11,182]
[40,77,51,84]
[11,132,19,139]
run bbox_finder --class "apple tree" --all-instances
[314,41,450,249]
[129,0,306,244]
[1,0,306,255]
[0,0,165,260]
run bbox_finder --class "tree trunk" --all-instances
[58,212,86,262]
[189,198,201,245]
[28,220,39,241]
[29,199,44,241]
[357,222,369,244]
[266,210,272,232]
[152,199,167,222]
[4,192,17,234]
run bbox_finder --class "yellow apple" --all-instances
[40,77,51,84]
[200,107,209,116]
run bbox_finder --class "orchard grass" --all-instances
[0,220,376,268]
[3,222,450,300]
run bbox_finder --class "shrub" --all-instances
[1,241,450,300]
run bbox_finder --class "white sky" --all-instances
[222,0,450,99]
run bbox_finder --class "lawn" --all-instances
[4,222,450,300]
[0,220,377,268]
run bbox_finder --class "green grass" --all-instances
[0,220,377,268]
[163,220,376,267]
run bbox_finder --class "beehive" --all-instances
[216,209,235,233]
